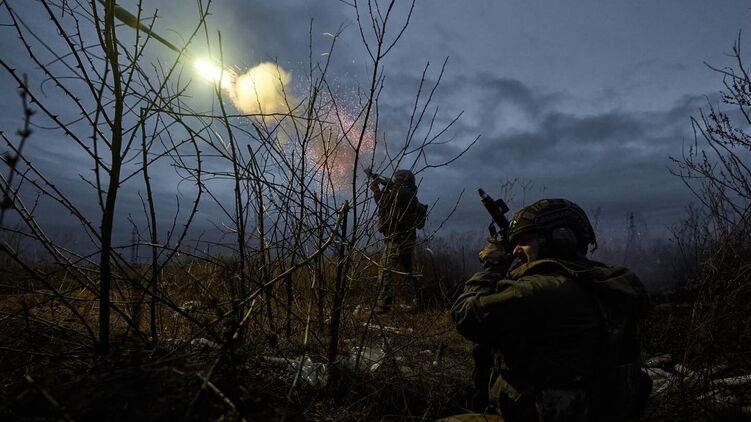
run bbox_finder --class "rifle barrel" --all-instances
[97,0,190,59]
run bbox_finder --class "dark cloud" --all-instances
[408,75,714,237]
[1,0,747,250]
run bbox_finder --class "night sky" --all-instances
[1,0,750,246]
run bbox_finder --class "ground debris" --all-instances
[262,355,329,389]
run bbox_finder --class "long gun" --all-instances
[478,188,512,253]
[96,0,189,59]
[472,190,512,411]
[364,167,392,188]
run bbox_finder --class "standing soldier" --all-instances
[447,199,651,422]
[369,169,427,313]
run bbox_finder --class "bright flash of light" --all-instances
[193,58,236,89]
[193,58,292,121]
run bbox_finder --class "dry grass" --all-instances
[0,255,479,421]
[2,235,750,421]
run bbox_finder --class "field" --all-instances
[2,1,751,421]
[1,243,750,421]
[0,254,476,421]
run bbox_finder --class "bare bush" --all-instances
[0,0,477,419]
[658,35,751,420]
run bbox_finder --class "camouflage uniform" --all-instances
[372,170,422,311]
[452,258,648,422]
[450,199,650,422]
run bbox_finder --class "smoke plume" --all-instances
[228,62,292,117]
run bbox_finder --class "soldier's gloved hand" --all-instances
[370,179,381,193]
[478,237,513,273]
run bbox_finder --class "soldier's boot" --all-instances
[375,278,393,313]
[410,277,425,312]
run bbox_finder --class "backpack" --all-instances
[589,305,652,421]
[585,271,652,421]
[547,260,651,421]
[376,186,427,233]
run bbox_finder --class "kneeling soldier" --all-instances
[449,199,651,422]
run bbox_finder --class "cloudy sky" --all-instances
[1,0,750,247]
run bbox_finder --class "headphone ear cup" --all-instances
[549,227,578,255]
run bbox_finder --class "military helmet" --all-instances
[393,169,416,186]
[508,198,596,254]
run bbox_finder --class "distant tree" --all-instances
[673,35,751,243]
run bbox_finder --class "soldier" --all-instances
[370,169,426,313]
[448,199,651,422]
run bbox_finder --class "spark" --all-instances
[307,97,376,193]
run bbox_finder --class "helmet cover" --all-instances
[508,198,596,254]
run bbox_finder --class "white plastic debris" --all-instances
[696,389,740,406]
[361,322,414,335]
[674,364,699,379]
[646,358,751,401]
[263,355,329,389]
[295,356,328,389]
[646,367,672,380]
[712,374,751,387]
[707,363,729,377]
[340,346,387,372]
[645,354,672,368]
[190,338,220,350]
[180,301,199,312]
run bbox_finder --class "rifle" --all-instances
[478,188,512,253]
[364,167,392,188]
[472,189,512,411]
